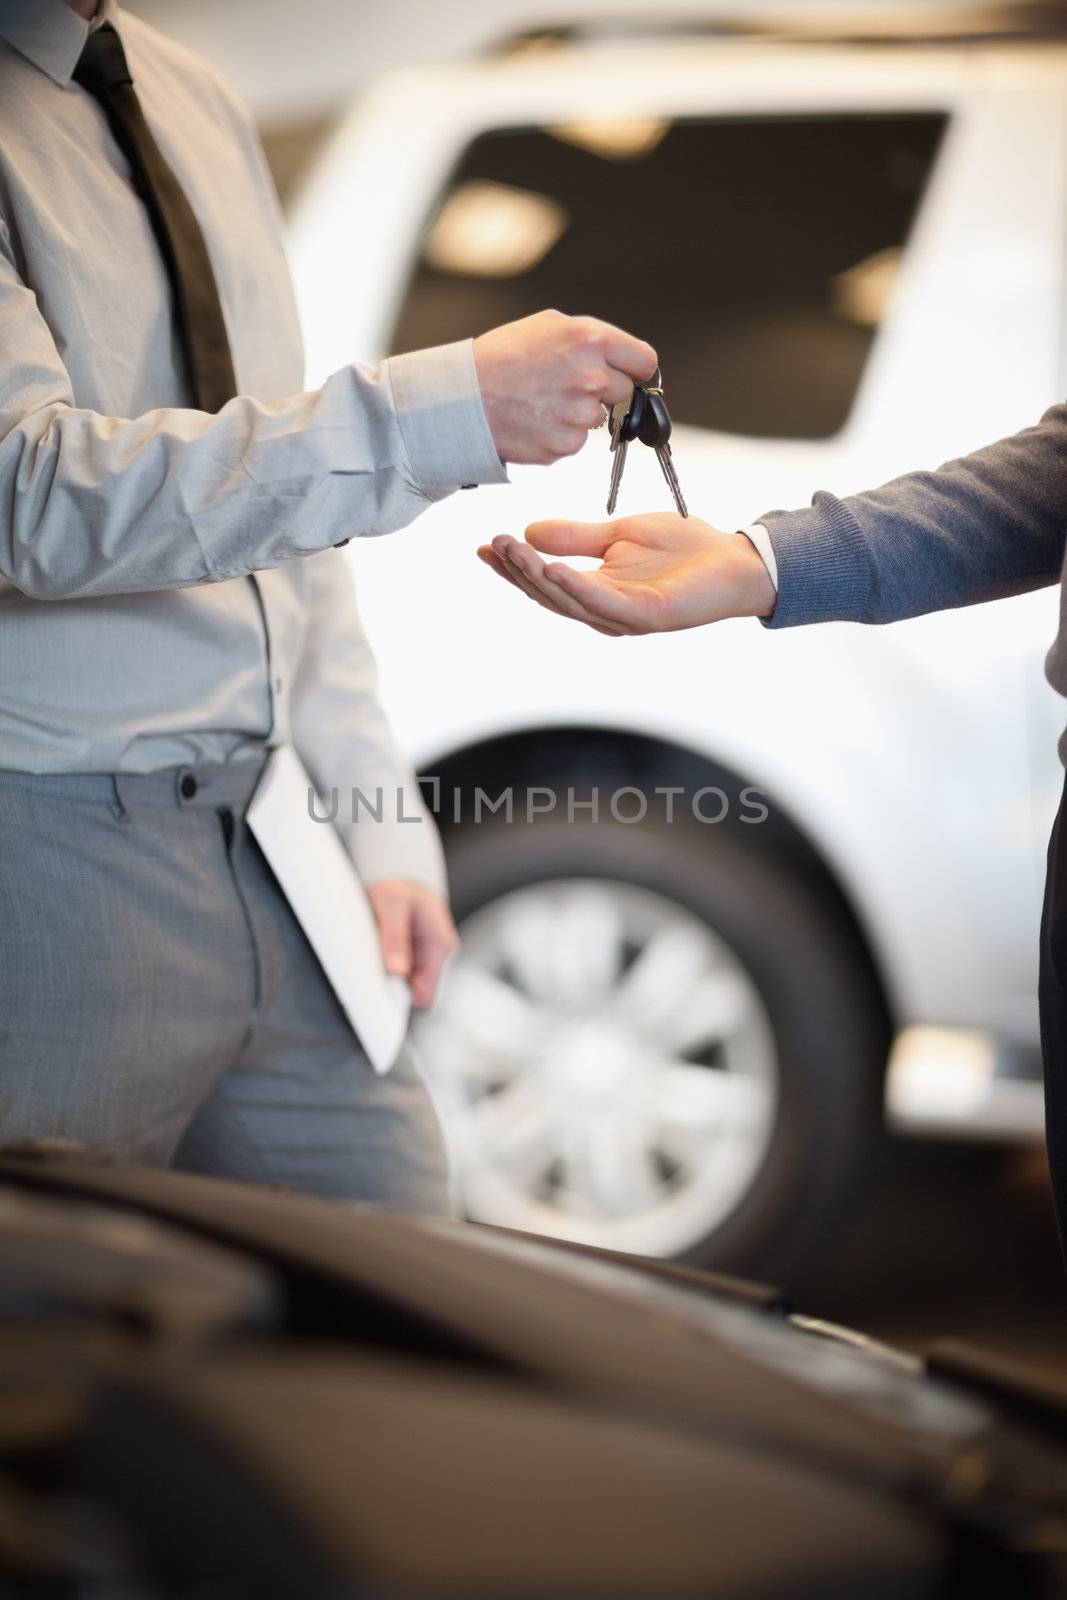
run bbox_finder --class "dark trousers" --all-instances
[1039,776,1067,1261]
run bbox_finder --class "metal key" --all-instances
[606,388,646,514]
[605,405,627,515]
[638,377,688,519]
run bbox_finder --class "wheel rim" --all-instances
[415,877,779,1258]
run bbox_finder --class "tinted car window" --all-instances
[389,113,946,439]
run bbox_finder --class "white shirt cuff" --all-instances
[382,338,509,497]
[740,522,778,592]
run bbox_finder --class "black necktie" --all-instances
[73,23,237,413]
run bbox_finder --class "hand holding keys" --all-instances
[606,366,688,519]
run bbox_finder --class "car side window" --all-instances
[388,112,946,441]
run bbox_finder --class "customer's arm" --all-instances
[479,405,1067,634]
[761,403,1067,626]
[0,230,655,602]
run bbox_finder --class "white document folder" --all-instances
[247,745,411,1075]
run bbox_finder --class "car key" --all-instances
[638,374,688,519]
[606,386,647,515]
[606,403,627,515]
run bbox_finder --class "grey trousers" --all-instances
[0,758,452,1216]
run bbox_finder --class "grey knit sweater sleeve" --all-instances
[758,402,1067,629]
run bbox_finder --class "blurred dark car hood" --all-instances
[0,1146,1064,1599]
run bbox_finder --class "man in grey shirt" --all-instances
[482,402,1067,1258]
[0,0,657,1210]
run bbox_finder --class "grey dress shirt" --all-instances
[0,0,507,890]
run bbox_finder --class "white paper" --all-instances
[247,745,410,1075]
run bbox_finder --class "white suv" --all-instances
[285,13,1066,1275]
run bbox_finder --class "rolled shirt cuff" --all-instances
[382,338,509,497]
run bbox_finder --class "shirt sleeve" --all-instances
[288,547,448,898]
[756,403,1067,629]
[0,239,506,603]
[740,524,778,590]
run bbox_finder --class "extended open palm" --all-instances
[478,514,776,636]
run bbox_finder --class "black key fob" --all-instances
[639,391,672,448]
[618,385,647,443]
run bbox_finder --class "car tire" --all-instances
[420,811,889,1281]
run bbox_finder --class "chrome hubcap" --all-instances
[415,877,779,1258]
